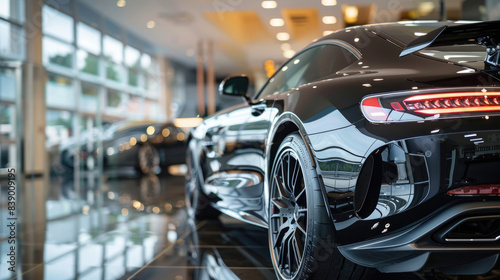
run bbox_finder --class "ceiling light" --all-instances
[270,18,285,27]
[344,6,359,24]
[322,0,337,6]
[147,20,156,29]
[323,30,334,36]
[419,2,435,16]
[322,16,337,24]
[276,32,290,41]
[283,49,295,58]
[262,1,277,9]
[117,0,126,7]
[281,43,291,50]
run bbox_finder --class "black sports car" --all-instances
[59,121,186,174]
[186,20,500,279]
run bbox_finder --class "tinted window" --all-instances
[257,46,323,98]
[299,44,358,85]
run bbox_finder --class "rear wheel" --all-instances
[269,133,373,280]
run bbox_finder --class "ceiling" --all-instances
[82,0,466,78]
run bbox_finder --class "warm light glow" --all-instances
[405,92,500,102]
[121,208,129,216]
[322,16,337,24]
[418,2,435,16]
[322,0,337,6]
[416,106,500,115]
[147,20,156,29]
[283,49,295,58]
[116,0,126,7]
[129,137,137,146]
[162,128,170,137]
[140,134,148,142]
[270,18,285,27]
[177,133,185,141]
[147,126,155,135]
[133,200,141,209]
[293,59,300,64]
[281,43,291,51]
[276,32,290,41]
[323,30,334,36]
[261,0,277,9]
[153,206,160,214]
[173,117,203,128]
[344,6,359,24]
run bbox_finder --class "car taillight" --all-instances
[403,92,500,115]
[361,98,391,121]
[447,184,500,196]
[361,88,500,123]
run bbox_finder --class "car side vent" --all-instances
[354,150,382,219]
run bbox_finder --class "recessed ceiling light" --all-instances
[321,0,337,6]
[322,16,337,24]
[283,49,295,58]
[344,6,359,24]
[281,43,291,51]
[323,30,334,36]
[147,20,156,28]
[261,1,277,9]
[117,0,126,7]
[276,32,290,41]
[270,18,285,27]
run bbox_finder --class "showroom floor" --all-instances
[0,171,499,280]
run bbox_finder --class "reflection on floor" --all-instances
[0,172,498,280]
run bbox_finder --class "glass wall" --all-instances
[42,3,164,179]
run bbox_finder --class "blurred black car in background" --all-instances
[57,121,186,174]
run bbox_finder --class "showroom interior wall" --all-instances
[0,0,198,267]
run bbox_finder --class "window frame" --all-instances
[254,40,361,100]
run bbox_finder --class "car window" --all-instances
[299,44,359,85]
[257,46,324,98]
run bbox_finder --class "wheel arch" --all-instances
[264,112,334,222]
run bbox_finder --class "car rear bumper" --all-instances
[338,201,500,274]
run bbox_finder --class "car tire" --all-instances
[185,149,220,220]
[137,144,160,174]
[269,133,374,280]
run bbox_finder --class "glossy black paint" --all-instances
[187,22,500,273]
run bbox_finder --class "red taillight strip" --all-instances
[404,92,500,102]
[448,184,500,196]
[415,106,500,115]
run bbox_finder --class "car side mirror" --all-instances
[219,75,251,103]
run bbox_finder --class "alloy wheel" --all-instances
[270,149,308,279]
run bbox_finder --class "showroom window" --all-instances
[42,1,164,183]
[0,0,25,60]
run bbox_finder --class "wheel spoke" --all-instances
[274,176,291,199]
[271,198,287,210]
[297,220,307,235]
[291,158,300,190]
[291,233,301,270]
[295,188,306,202]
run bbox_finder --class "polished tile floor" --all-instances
[0,172,499,280]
